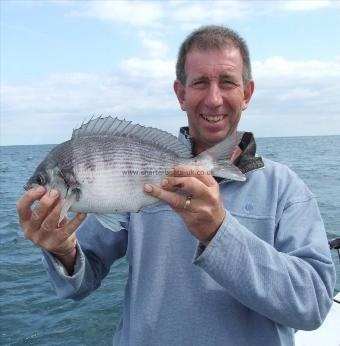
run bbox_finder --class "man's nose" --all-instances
[205,83,223,108]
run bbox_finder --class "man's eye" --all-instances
[191,80,207,88]
[221,80,234,85]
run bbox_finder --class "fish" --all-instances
[24,116,245,222]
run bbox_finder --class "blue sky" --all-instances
[1,0,340,145]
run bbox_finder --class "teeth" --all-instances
[201,114,224,123]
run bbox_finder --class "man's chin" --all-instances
[195,134,228,152]
[205,132,229,146]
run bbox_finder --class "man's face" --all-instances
[174,46,254,153]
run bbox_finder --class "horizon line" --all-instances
[1,133,339,147]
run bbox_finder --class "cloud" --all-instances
[119,57,174,79]
[253,57,340,78]
[0,67,179,145]
[62,0,340,29]
[68,0,164,27]
[169,1,248,24]
[2,1,340,145]
[138,32,169,58]
[243,56,340,137]
[252,58,340,110]
[2,54,339,145]
[282,0,333,11]
[277,88,319,101]
[118,31,173,78]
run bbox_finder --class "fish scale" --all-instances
[25,116,245,219]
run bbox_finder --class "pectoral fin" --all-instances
[59,191,77,224]
[95,213,129,232]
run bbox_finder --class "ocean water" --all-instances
[1,136,339,345]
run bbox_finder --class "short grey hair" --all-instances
[176,25,252,85]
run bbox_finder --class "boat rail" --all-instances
[329,237,340,260]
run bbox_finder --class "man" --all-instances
[17,26,335,345]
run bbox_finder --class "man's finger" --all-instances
[16,187,46,224]
[29,189,60,231]
[62,213,87,238]
[39,200,63,233]
[161,176,208,198]
[59,217,68,228]
[144,184,190,211]
[171,165,216,186]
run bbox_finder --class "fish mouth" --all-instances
[23,183,33,191]
[200,114,226,123]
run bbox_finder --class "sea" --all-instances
[1,135,340,345]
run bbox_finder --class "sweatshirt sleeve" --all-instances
[193,197,336,331]
[42,214,128,300]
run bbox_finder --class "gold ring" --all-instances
[183,196,192,210]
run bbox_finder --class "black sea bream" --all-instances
[24,117,245,219]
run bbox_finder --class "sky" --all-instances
[1,0,340,145]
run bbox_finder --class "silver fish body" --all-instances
[25,117,245,217]
[57,136,186,213]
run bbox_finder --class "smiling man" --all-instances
[17,26,335,346]
[174,39,254,153]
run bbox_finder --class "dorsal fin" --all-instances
[72,116,192,158]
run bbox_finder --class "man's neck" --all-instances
[192,141,206,156]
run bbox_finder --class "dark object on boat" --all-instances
[329,237,340,261]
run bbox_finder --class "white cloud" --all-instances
[138,32,169,58]
[61,0,340,29]
[119,57,174,79]
[2,55,339,145]
[0,67,179,145]
[118,32,173,80]
[282,0,332,11]
[277,88,319,101]
[69,0,164,27]
[170,1,247,23]
[243,56,340,137]
[253,57,340,78]
[251,58,340,114]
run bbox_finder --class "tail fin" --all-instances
[196,132,246,182]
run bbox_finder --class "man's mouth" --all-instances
[201,114,225,123]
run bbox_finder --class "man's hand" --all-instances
[16,187,86,272]
[144,166,225,245]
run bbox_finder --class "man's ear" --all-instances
[174,80,186,111]
[242,80,255,111]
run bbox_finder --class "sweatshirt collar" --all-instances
[178,127,264,175]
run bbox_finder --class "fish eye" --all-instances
[36,173,47,186]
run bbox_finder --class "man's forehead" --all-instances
[185,48,242,77]
[186,46,242,64]
[189,67,237,78]
[190,39,237,53]
[187,43,241,57]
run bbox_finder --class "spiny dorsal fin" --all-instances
[72,116,192,158]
